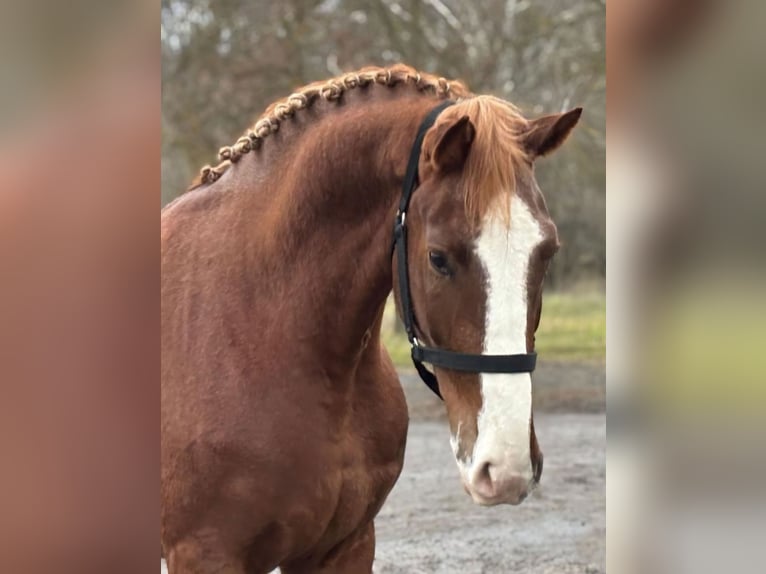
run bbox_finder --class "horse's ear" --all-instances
[428,115,475,173]
[522,107,582,159]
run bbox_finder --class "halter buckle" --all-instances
[393,211,407,242]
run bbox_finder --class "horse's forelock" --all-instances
[439,96,531,228]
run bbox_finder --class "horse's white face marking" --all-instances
[450,421,473,475]
[450,194,542,494]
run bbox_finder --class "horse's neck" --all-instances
[239,95,432,366]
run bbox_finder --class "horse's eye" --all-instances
[428,250,452,276]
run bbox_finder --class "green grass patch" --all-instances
[381,292,605,368]
[380,316,414,368]
[535,292,605,363]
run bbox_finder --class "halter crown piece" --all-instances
[392,100,538,399]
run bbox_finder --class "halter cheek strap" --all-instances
[392,100,537,400]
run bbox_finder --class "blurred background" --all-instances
[608,1,766,573]
[1,2,158,573]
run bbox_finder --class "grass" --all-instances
[535,292,605,362]
[381,291,605,369]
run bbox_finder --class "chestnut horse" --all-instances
[161,65,581,573]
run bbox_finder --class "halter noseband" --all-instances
[392,100,537,399]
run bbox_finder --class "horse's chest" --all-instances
[237,363,408,566]
[314,375,409,543]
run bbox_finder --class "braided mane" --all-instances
[193,64,472,187]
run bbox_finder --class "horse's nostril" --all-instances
[533,452,544,483]
[472,461,495,498]
[479,461,492,481]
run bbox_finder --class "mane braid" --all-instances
[192,64,471,187]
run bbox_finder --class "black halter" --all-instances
[392,100,537,399]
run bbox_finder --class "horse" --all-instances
[161,64,581,573]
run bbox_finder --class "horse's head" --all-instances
[395,97,581,506]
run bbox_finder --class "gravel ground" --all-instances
[162,363,605,574]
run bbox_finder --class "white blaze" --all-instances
[457,194,542,485]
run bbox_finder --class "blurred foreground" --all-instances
[608,0,766,572]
